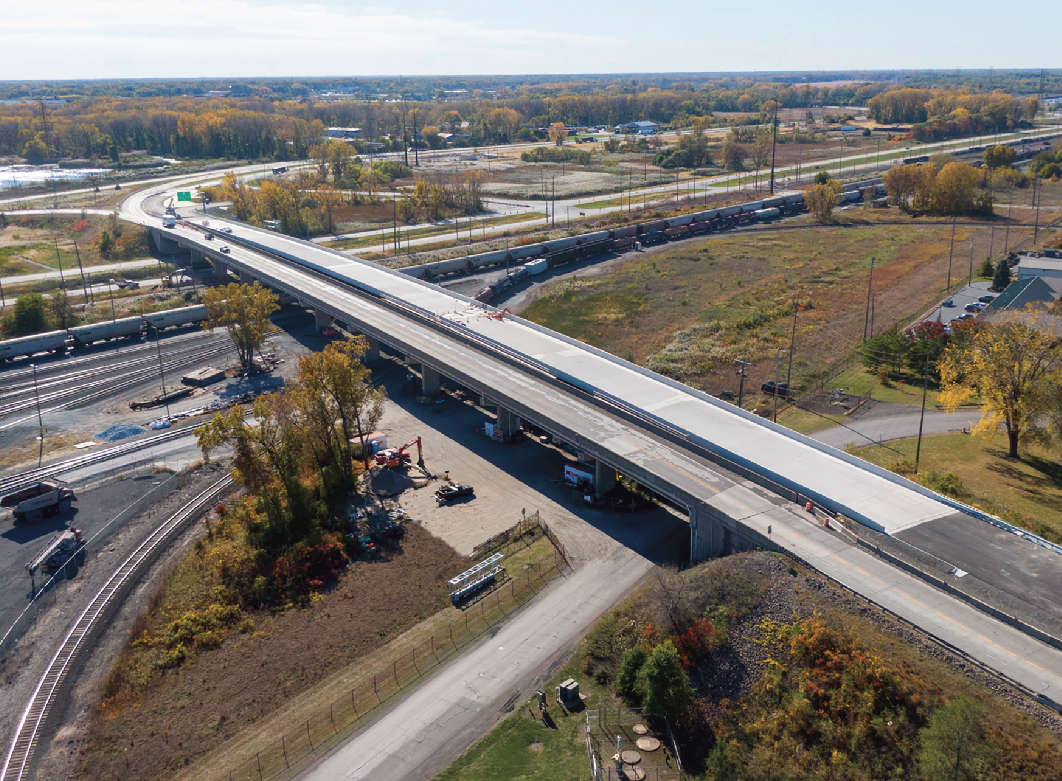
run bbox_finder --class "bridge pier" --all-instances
[239,270,255,285]
[212,258,228,276]
[314,309,333,330]
[357,334,381,362]
[421,365,442,396]
[594,461,617,495]
[495,407,522,439]
[151,228,185,256]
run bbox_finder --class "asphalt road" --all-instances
[810,406,984,449]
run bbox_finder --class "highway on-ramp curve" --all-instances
[117,178,1062,781]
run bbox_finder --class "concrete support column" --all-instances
[421,365,441,395]
[689,501,730,562]
[594,461,617,495]
[314,309,332,330]
[211,258,227,276]
[354,334,380,362]
[495,407,522,438]
[239,270,254,285]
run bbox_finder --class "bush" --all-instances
[616,647,648,699]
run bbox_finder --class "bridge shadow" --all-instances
[371,362,690,567]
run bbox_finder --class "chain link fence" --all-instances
[585,706,682,781]
[222,514,570,781]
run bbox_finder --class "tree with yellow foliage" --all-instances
[803,180,844,222]
[939,312,1062,458]
[548,122,567,146]
[202,282,279,372]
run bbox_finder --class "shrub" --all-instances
[616,647,648,699]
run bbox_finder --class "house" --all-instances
[613,121,659,135]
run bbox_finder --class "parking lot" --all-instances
[924,279,996,328]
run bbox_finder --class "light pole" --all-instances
[31,363,44,467]
[152,326,171,419]
[735,359,751,409]
[914,351,929,474]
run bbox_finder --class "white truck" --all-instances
[162,215,176,228]
[1,480,77,524]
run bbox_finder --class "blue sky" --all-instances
[3,0,1058,80]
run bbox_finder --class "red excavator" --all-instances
[374,437,424,469]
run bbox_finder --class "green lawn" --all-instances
[852,432,1062,543]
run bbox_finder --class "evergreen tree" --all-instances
[991,258,1011,292]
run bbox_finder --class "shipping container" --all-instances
[524,258,549,275]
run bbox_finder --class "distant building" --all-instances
[614,121,659,135]
[325,127,361,140]
[1016,253,1062,281]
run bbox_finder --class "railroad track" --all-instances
[0,475,233,781]
[0,342,235,423]
[0,425,197,496]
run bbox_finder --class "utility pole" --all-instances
[552,175,556,228]
[914,350,929,473]
[863,256,875,341]
[152,325,172,418]
[1032,175,1042,245]
[52,237,67,291]
[946,219,956,291]
[734,359,751,409]
[770,348,786,422]
[1003,192,1014,256]
[968,241,974,286]
[72,241,90,304]
[411,109,419,167]
[787,300,800,386]
[768,103,779,194]
[392,191,398,256]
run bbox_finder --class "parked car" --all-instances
[435,483,474,503]
[978,295,996,304]
[941,298,956,308]
[964,302,985,313]
[321,326,339,337]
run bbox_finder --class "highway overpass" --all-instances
[121,179,1062,710]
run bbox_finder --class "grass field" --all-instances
[520,215,1003,396]
[852,432,1062,543]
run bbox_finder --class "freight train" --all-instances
[0,305,210,362]
[403,181,886,304]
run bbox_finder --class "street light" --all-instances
[152,326,171,419]
[31,363,44,467]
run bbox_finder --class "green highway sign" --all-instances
[176,191,192,202]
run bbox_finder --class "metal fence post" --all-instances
[306,719,313,750]
[282,736,289,768]
[330,703,336,732]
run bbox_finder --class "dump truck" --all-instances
[26,528,85,575]
[1,480,77,524]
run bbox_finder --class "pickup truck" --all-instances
[2,480,76,523]
[435,483,474,504]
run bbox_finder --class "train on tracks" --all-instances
[0,305,209,363]
[401,180,885,304]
